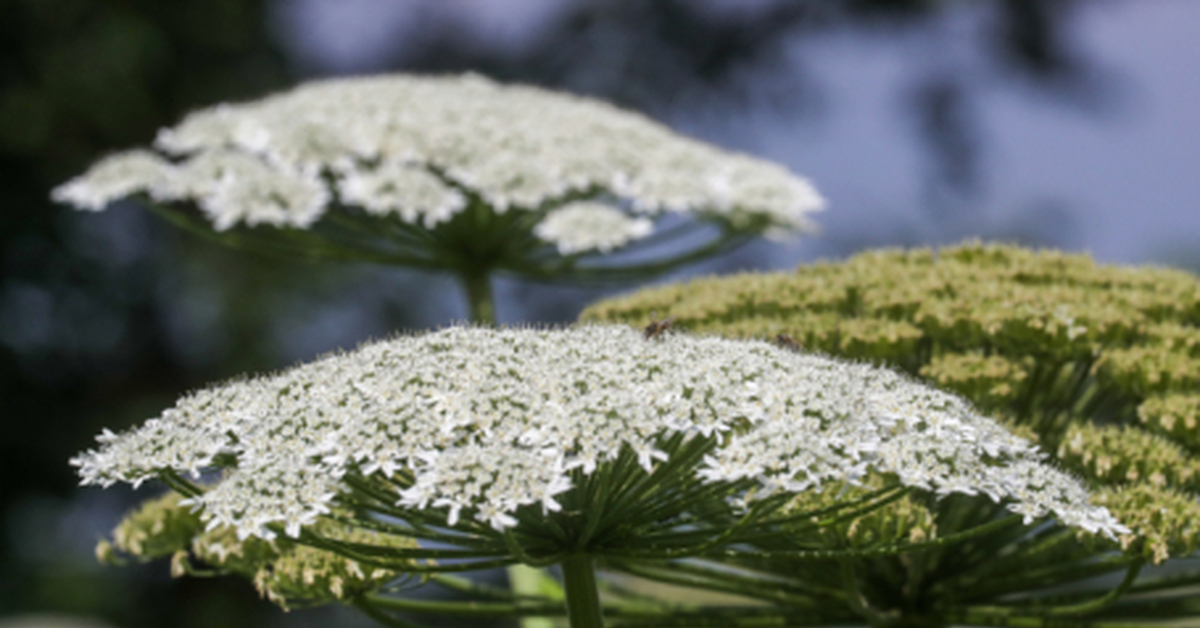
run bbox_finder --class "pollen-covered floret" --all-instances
[52,74,823,250]
[73,326,1125,542]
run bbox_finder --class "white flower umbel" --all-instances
[74,326,1124,543]
[50,74,825,323]
[533,202,654,255]
[55,75,822,231]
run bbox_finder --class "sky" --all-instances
[755,0,1200,266]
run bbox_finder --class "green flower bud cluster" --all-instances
[582,241,1200,623]
[1057,423,1200,492]
[100,491,206,562]
[1097,345,1200,396]
[99,492,415,609]
[1138,393,1200,449]
[199,517,415,609]
[584,242,1199,374]
[783,477,938,550]
[1094,484,1200,565]
[919,353,1031,412]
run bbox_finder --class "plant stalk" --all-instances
[461,268,496,325]
[562,554,605,628]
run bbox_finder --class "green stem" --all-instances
[1125,563,1200,594]
[430,573,518,600]
[354,598,430,628]
[364,593,563,617]
[960,555,1132,600]
[606,493,790,559]
[964,558,1144,619]
[462,268,496,325]
[715,514,1024,561]
[840,558,886,625]
[160,470,204,497]
[562,554,605,628]
[606,559,836,609]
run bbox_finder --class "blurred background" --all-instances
[0,1,1197,626]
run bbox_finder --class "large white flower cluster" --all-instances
[51,74,824,254]
[72,326,1125,541]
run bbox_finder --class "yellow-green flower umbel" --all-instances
[582,241,1200,627]
[51,74,824,323]
[78,325,1123,628]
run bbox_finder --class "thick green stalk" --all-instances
[562,554,605,628]
[461,268,496,325]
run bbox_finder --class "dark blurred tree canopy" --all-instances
[0,1,300,624]
[0,0,1108,625]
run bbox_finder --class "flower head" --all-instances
[73,325,1123,542]
[52,74,822,250]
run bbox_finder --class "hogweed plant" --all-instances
[76,326,1128,628]
[51,73,824,324]
[583,242,1200,626]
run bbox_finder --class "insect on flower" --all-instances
[774,334,802,352]
[644,315,676,340]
